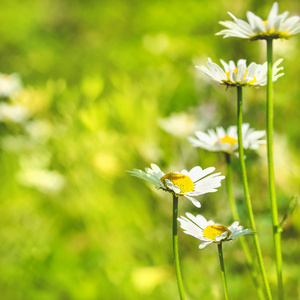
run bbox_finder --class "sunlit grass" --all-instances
[0,0,299,299]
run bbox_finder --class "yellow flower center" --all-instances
[218,135,238,147]
[203,225,231,241]
[160,173,194,193]
[250,20,291,41]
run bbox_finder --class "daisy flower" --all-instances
[216,2,300,41]
[188,123,265,154]
[178,213,254,249]
[0,73,22,98]
[127,164,225,208]
[0,103,30,123]
[196,58,284,87]
[158,111,201,138]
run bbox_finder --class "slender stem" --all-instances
[236,86,272,300]
[172,195,186,300]
[266,38,284,300]
[218,243,229,300]
[225,153,266,300]
[225,153,239,220]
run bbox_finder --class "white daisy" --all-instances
[18,168,66,194]
[178,213,254,249]
[158,112,201,138]
[196,58,284,87]
[127,164,225,208]
[0,73,22,98]
[0,103,30,123]
[216,2,300,41]
[188,123,265,154]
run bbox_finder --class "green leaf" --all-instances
[278,195,298,232]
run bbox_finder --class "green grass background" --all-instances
[0,0,299,299]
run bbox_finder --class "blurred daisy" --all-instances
[188,123,265,154]
[127,164,225,208]
[216,2,300,41]
[0,73,22,98]
[0,103,30,123]
[18,168,66,194]
[178,213,254,249]
[196,58,284,87]
[158,112,200,138]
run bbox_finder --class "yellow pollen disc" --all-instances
[263,20,267,26]
[203,225,231,241]
[160,173,194,193]
[218,135,238,147]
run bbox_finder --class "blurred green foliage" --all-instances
[0,0,300,299]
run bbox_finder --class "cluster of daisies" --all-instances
[128,162,254,248]
[128,2,299,250]
[128,123,267,248]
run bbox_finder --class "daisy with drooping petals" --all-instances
[127,164,225,208]
[188,123,265,154]
[178,213,254,249]
[196,58,284,87]
[216,2,300,41]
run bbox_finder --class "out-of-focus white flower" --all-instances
[127,164,225,208]
[188,123,265,154]
[196,58,284,87]
[0,73,22,98]
[178,213,254,249]
[25,120,53,143]
[216,2,300,41]
[0,103,30,123]
[158,112,201,138]
[18,168,66,194]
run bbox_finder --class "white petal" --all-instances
[199,241,212,249]
[184,195,201,208]
[266,2,279,30]
[164,179,181,193]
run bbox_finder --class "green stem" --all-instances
[218,243,229,300]
[237,86,272,300]
[225,153,239,221]
[266,38,284,300]
[173,195,186,300]
[225,153,266,300]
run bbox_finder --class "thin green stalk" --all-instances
[225,153,239,221]
[173,195,186,300]
[225,153,266,300]
[218,243,229,300]
[266,38,284,300]
[237,86,272,300]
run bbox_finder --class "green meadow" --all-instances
[0,0,299,299]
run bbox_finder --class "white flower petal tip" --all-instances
[189,123,266,154]
[196,58,284,87]
[127,164,224,207]
[178,213,254,249]
[216,2,300,40]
